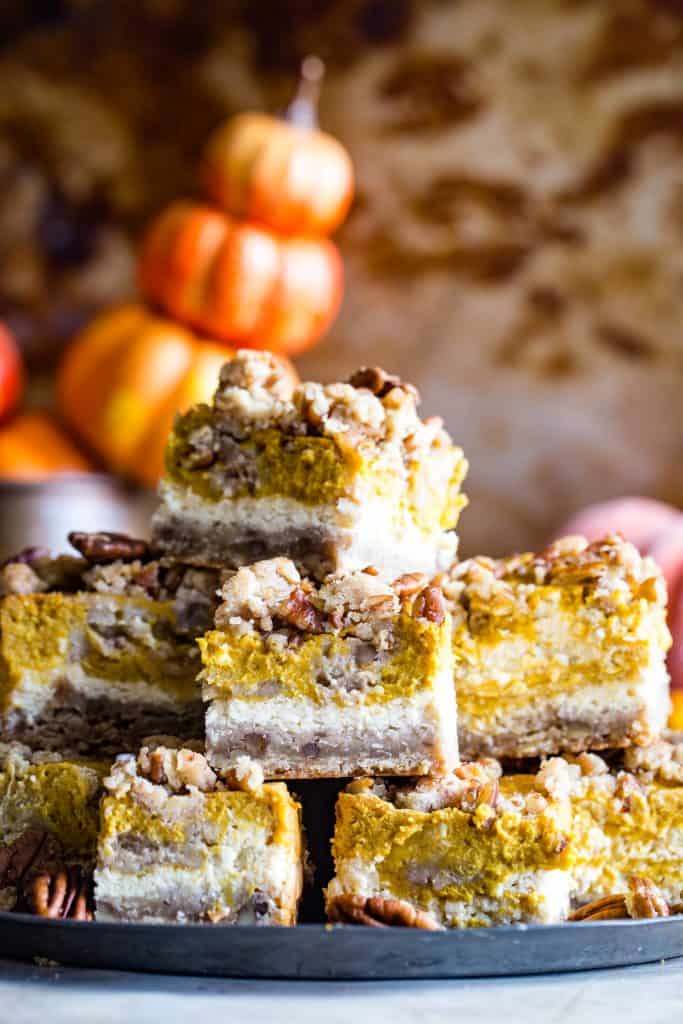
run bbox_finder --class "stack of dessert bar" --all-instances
[1,350,680,928]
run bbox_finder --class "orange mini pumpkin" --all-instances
[200,57,353,237]
[139,201,343,356]
[58,304,297,487]
[0,411,94,480]
[0,322,23,424]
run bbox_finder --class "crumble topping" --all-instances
[84,561,220,636]
[0,538,220,638]
[183,350,459,464]
[0,562,46,597]
[0,550,85,596]
[213,557,443,643]
[0,742,68,772]
[214,350,297,438]
[352,757,573,825]
[622,734,683,785]
[438,534,665,621]
[563,740,683,804]
[104,743,265,811]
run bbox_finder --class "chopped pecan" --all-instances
[626,876,670,919]
[614,772,645,813]
[413,585,446,624]
[575,752,610,776]
[162,564,185,592]
[68,531,150,564]
[328,894,442,930]
[393,572,427,599]
[348,367,419,402]
[27,865,93,921]
[181,447,216,470]
[146,749,167,785]
[282,587,325,633]
[478,779,500,810]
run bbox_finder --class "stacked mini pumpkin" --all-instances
[58,57,353,486]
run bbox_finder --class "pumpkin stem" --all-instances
[285,55,324,130]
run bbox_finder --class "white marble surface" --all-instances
[2,958,683,1024]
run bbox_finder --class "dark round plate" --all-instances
[1,912,682,980]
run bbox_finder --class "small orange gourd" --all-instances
[0,411,94,480]
[200,57,353,237]
[57,304,296,486]
[138,201,343,356]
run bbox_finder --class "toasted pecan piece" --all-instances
[282,587,325,633]
[626,876,670,919]
[328,894,442,930]
[68,531,150,564]
[348,367,419,402]
[413,585,446,624]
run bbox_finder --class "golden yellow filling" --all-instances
[167,409,356,505]
[199,613,450,706]
[453,587,668,722]
[99,783,300,852]
[166,409,467,536]
[333,788,572,923]
[0,593,200,707]
[0,760,105,852]
[571,779,683,891]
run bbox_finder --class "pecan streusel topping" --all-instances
[213,557,447,643]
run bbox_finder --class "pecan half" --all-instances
[0,830,62,889]
[571,877,671,922]
[328,894,442,930]
[626,876,670,919]
[569,895,629,922]
[26,865,93,921]
[413,585,446,624]
[68,531,150,564]
[348,367,419,402]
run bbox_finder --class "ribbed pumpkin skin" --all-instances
[58,303,252,486]
[200,112,354,237]
[138,201,343,356]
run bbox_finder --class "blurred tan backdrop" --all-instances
[1,0,682,554]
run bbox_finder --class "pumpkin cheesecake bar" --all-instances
[439,535,671,760]
[94,741,303,924]
[325,758,574,928]
[0,742,105,914]
[0,535,219,755]
[199,558,458,779]
[568,738,683,908]
[152,351,467,579]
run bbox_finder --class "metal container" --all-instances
[0,476,158,560]
[1,913,683,979]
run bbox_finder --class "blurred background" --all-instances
[0,0,682,558]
